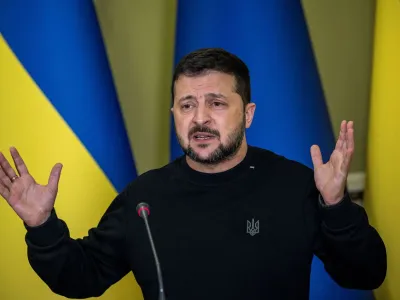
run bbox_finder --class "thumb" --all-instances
[47,163,63,193]
[310,145,323,169]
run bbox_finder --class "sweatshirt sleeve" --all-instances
[24,189,130,299]
[306,175,387,290]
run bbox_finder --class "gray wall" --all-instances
[303,0,376,173]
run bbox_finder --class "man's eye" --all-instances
[181,104,193,110]
[212,102,225,107]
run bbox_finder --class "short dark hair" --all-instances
[171,48,251,106]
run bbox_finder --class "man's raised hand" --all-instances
[0,147,63,227]
[310,120,355,205]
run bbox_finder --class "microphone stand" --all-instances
[138,203,166,300]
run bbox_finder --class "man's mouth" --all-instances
[192,132,217,140]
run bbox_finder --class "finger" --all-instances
[346,121,355,151]
[10,147,29,176]
[344,121,355,167]
[0,151,18,180]
[47,163,63,194]
[335,120,347,151]
[0,180,10,200]
[0,164,13,189]
[341,121,349,152]
[342,138,347,153]
[310,145,323,169]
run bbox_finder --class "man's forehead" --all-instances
[176,71,235,83]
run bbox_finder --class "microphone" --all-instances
[136,202,166,300]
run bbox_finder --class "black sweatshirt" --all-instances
[25,145,387,300]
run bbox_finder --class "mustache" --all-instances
[188,125,220,138]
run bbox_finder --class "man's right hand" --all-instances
[0,147,63,227]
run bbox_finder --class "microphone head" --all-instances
[136,202,150,218]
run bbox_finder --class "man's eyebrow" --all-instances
[205,93,227,99]
[177,95,196,102]
[177,93,227,102]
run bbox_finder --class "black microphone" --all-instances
[136,202,166,300]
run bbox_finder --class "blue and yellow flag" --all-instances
[171,1,374,299]
[0,1,142,299]
[364,0,400,299]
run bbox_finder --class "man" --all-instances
[0,48,386,300]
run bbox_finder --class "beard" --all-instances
[175,115,246,165]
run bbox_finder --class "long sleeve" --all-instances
[24,191,130,299]
[306,176,387,290]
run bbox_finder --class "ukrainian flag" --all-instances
[0,1,142,299]
[171,1,374,299]
[364,0,400,299]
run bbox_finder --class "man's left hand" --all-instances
[310,120,355,206]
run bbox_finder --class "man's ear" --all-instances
[244,102,256,128]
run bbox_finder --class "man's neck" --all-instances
[185,143,248,174]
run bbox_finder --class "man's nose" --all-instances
[192,104,211,126]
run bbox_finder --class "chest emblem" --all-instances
[246,218,260,236]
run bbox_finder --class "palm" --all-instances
[311,121,354,205]
[9,175,55,222]
[0,147,62,226]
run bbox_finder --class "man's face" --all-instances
[172,71,255,165]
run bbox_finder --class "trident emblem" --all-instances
[246,218,259,236]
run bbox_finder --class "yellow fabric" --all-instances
[0,34,143,299]
[363,1,400,299]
